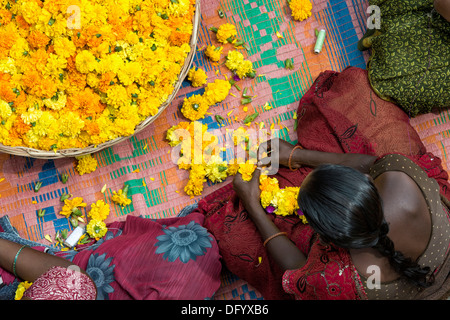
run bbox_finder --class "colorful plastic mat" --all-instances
[0,0,449,300]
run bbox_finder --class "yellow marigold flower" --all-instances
[44,53,67,77]
[86,219,108,240]
[205,155,228,183]
[232,127,249,146]
[43,92,67,111]
[204,45,222,62]
[58,112,85,138]
[138,97,160,118]
[31,111,57,137]
[0,58,17,75]
[75,50,97,74]
[215,23,237,44]
[181,94,209,121]
[184,164,206,197]
[238,160,256,181]
[15,281,33,300]
[117,61,142,86]
[166,121,203,147]
[53,37,76,59]
[187,67,207,87]
[167,0,191,16]
[21,108,43,125]
[225,50,244,71]
[60,197,87,218]
[259,175,280,208]
[76,154,98,175]
[20,1,42,25]
[272,187,300,216]
[111,187,132,207]
[226,157,244,176]
[203,79,231,105]
[289,0,313,22]
[106,85,129,108]
[0,99,12,121]
[236,59,254,79]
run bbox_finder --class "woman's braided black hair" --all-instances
[298,164,433,288]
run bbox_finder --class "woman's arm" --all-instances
[0,238,84,282]
[290,148,377,173]
[233,168,307,271]
[258,138,377,173]
[435,0,450,22]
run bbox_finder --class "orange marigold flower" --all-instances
[27,30,51,49]
[97,72,116,93]
[0,24,19,50]
[68,87,105,117]
[10,118,31,139]
[169,30,191,46]
[0,81,16,102]
[68,71,87,90]
[15,15,31,30]
[84,121,100,136]
[0,9,12,26]
[22,71,57,98]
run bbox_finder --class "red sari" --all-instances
[193,67,450,300]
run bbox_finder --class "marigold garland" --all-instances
[259,175,307,223]
[0,0,196,151]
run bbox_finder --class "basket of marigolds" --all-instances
[0,0,200,158]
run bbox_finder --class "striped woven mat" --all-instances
[0,0,449,300]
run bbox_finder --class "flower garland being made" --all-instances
[259,174,307,223]
[0,0,196,151]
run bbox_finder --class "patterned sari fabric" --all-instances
[194,66,450,299]
[0,213,222,300]
[23,266,96,300]
[361,0,450,116]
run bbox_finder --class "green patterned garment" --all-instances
[359,0,450,117]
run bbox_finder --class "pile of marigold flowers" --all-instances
[180,22,256,122]
[0,0,196,151]
[168,19,265,197]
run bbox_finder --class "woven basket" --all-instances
[0,0,201,159]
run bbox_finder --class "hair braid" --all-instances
[373,221,433,288]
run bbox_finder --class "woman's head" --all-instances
[298,164,432,287]
[298,164,384,249]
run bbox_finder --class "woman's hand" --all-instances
[257,138,301,169]
[233,166,308,271]
[232,167,263,214]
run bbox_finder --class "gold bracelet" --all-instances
[263,232,287,247]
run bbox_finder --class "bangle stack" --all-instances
[12,245,27,278]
